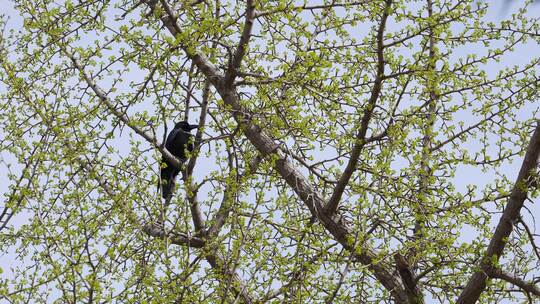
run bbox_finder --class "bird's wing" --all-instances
[165,128,180,149]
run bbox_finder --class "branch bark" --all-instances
[324,0,391,216]
[142,224,206,248]
[484,266,540,297]
[395,253,423,304]
[224,0,255,86]
[457,120,540,304]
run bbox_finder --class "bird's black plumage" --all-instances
[160,121,198,199]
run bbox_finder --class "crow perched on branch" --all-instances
[160,121,199,200]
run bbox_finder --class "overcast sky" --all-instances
[0,1,539,302]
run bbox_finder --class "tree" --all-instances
[0,0,539,303]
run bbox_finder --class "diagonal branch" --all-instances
[157,0,223,84]
[457,120,540,304]
[395,253,424,304]
[324,0,391,216]
[83,157,204,249]
[517,217,540,261]
[484,266,540,297]
[206,253,255,304]
[0,134,44,232]
[224,0,255,86]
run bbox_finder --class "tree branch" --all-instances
[255,2,368,18]
[517,217,540,261]
[224,0,255,86]
[142,224,206,248]
[409,0,438,275]
[206,253,255,304]
[484,266,540,297]
[324,0,391,216]
[457,120,540,304]
[395,253,424,304]
[63,48,187,174]
[205,146,236,237]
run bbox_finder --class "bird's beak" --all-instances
[188,124,199,131]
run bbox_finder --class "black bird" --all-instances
[160,121,199,199]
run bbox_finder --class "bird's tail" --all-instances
[160,166,176,200]
[161,177,175,200]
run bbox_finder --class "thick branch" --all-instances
[157,0,223,85]
[143,224,206,248]
[457,120,540,304]
[395,253,423,304]
[484,266,540,297]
